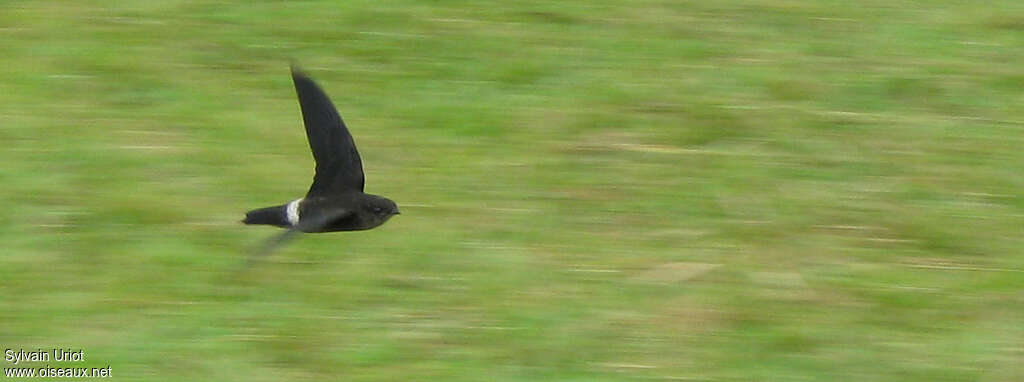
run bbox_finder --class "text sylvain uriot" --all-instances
[5,349,84,365]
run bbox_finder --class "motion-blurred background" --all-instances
[2,1,1023,380]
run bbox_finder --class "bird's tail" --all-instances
[242,204,290,227]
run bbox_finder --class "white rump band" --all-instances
[286,198,302,226]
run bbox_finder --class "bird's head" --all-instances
[364,194,400,222]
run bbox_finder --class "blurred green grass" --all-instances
[2,0,1024,380]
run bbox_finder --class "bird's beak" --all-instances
[393,209,401,215]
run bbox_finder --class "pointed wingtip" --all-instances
[290,61,307,79]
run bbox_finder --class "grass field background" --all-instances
[2,1,1023,380]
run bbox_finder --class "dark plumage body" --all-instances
[243,66,398,257]
[244,194,397,233]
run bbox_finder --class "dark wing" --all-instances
[247,208,353,267]
[292,66,365,196]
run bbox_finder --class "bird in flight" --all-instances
[243,65,400,262]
